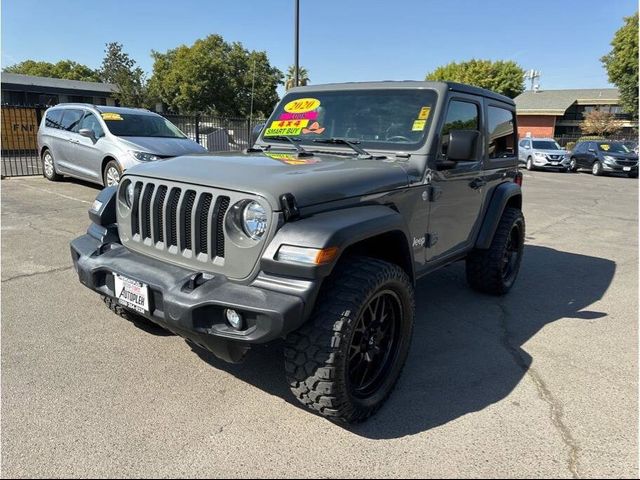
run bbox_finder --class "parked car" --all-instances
[71,81,525,423]
[568,140,638,177]
[622,140,639,155]
[37,104,206,186]
[518,137,569,171]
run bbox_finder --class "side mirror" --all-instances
[447,130,479,161]
[588,148,596,153]
[79,128,96,142]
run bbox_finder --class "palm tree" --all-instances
[285,65,310,90]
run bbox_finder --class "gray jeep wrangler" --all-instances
[71,81,524,423]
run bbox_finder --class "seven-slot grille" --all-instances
[129,180,230,260]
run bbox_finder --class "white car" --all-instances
[518,137,570,171]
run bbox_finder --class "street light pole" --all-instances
[294,0,299,87]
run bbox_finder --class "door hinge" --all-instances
[426,233,438,248]
[427,185,442,202]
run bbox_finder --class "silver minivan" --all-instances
[37,104,206,186]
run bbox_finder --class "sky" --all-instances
[1,0,637,93]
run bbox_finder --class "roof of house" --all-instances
[515,88,619,115]
[1,72,117,93]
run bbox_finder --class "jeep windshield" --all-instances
[101,112,187,138]
[262,89,438,151]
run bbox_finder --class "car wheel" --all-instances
[592,161,603,176]
[569,158,578,172]
[465,207,525,295]
[526,157,534,171]
[284,256,415,424]
[42,149,62,181]
[103,160,122,186]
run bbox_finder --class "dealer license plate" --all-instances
[623,167,631,172]
[114,274,149,314]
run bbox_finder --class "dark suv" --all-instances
[569,140,639,177]
[71,81,525,423]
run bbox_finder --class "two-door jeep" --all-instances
[71,81,525,423]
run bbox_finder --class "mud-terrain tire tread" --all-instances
[284,256,415,424]
[465,207,525,295]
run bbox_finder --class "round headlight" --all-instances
[242,201,267,240]
[124,181,135,208]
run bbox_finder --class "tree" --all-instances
[285,65,310,90]
[601,12,639,119]
[4,60,100,82]
[148,35,282,116]
[426,59,525,98]
[579,109,623,137]
[99,42,148,108]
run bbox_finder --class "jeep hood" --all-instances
[126,151,411,209]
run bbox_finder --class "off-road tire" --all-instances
[42,149,62,181]
[284,256,415,424]
[465,207,525,295]
[102,295,167,331]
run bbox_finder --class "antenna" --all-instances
[524,69,541,91]
[249,57,256,127]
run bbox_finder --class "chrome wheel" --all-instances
[570,158,577,171]
[526,158,533,170]
[592,161,602,176]
[105,166,120,186]
[43,152,55,178]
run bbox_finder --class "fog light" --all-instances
[225,309,244,330]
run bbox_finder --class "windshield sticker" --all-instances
[101,112,123,121]
[264,119,309,136]
[284,98,321,114]
[278,111,318,121]
[418,106,431,120]
[600,144,610,151]
[412,120,426,131]
[302,122,325,135]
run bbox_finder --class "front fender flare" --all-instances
[261,205,413,280]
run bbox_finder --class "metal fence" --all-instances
[554,133,636,148]
[0,105,266,177]
[1,106,44,177]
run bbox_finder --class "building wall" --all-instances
[517,115,556,138]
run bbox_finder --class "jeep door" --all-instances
[426,96,486,261]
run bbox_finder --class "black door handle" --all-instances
[469,178,486,189]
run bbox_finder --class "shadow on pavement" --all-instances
[189,245,615,438]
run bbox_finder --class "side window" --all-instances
[574,143,584,153]
[45,110,64,129]
[79,112,105,138]
[59,109,84,132]
[488,106,516,159]
[440,100,479,155]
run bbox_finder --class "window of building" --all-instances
[488,106,516,159]
[440,100,479,156]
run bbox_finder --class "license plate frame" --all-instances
[623,166,632,172]
[114,274,149,314]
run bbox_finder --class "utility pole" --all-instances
[524,69,541,91]
[294,0,300,87]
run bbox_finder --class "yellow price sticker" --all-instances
[412,120,426,131]
[101,112,123,121]
[418,106,431,120]
[284,98,321,114]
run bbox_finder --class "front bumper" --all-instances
[602,162,639,173]
[71,233,316,363]
[533,158,569,169]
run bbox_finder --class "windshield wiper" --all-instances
[263,136,313,157]
[312,138,384,159]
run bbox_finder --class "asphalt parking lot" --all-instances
[1,171,638,478]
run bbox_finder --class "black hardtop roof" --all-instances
[288,80,515,106]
